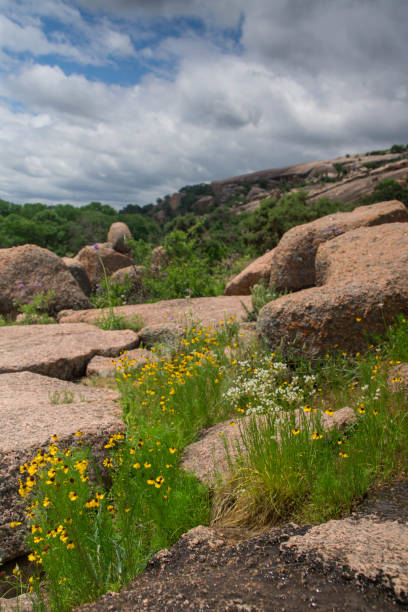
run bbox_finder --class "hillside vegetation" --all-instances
[1,147,408,285]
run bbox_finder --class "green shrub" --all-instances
[241,191,352,253]
[9,290,57,325]
[129,231,225,302]
[213,317,408,527]
[243,280,284,321]
[390,144,407,153]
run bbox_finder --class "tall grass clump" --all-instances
[16,432,209,611]
[242,280,285,322]
[11,317,243,611]
[90,244,143,333]
[213,316,408,527]
[116,317,241,442]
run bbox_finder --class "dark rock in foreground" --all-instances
[76,481,408,611]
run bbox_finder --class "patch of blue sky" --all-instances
[222,12,244,54]
[1,8,244,87]
[0,96,27,114]
[150,15,243,52]
[41,15,81,39]
[35,56,151,86]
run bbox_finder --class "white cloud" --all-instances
[0,1,136,66]
[0,0,407,208]
[0,14,57,55]
[101,27,135,57]
[6,64,123,120]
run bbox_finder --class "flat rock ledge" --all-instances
[182,406,355,486]
[281,515,408,604]
[0,371,124,565]
[0,323,139,380]
[58,295,253,329]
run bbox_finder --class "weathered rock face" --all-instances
[109,265,145,286]
[107,222,133,254]
[0,323,139,380]
[224,250,276,295]
[75,511,404,611]
[258,224,408,356]
[182,407,355,486]
[269,200,408,291]
[259,281,408,357]
[76,244,134,289]
[62,256,92,296]
[0,371,123,564]
[211,151,406,211]
[169,192,181,211]
[58,296,253,329]
[281,515,408,603]
[307,158,408,205]
[0,245,92,316]
[315,222,408,286]
[247,186,269,201]
[193,195,215,212]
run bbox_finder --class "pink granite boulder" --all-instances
[0,245,92,316]
[76,243,134,289]
[258,223,408,356]
[224,250,276,295]
[269,200,408,292]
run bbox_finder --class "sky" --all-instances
[0,0,407,208]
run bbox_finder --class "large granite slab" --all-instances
[0,323,139,380]
[58,295,253,328]
[0,371,124,565]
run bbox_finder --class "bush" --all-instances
[129,231,225,302]
[240,192,352,254]
[361,178,408,207]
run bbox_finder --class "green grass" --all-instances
[212,318,408,527]
[12,318,241,610]
[7,315,408,610]
[94,310,144,333]
[0,290,57,326]
[242,280,285,322]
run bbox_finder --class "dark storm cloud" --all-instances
[244,0,408,79]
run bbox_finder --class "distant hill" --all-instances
[0,145,407,260]
[150,145,408,224]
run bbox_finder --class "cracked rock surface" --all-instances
[0,323,139,380]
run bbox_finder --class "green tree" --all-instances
[362,179,408,206]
